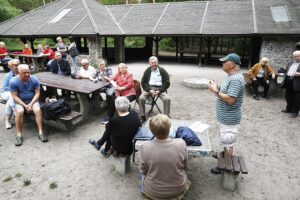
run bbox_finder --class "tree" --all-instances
[0,0,22,22]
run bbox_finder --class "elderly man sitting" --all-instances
[0,59,20,129]
[76,59,97,82]
[9,64,48,146]
[138,56,171,123]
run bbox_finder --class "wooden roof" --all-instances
[0,0,299,37]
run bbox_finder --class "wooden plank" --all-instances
[232,155,240,173]
[59,110,82,121]
[218,152,225,170]
[35,72,108,94]
[225,155,233,171]
[238,156,248,174]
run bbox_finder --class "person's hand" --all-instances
[208,80,218,94]
[25,104,32,113]
[252,77,257,81]
[272,74,275,79]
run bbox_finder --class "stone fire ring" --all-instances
[182,77,210,89]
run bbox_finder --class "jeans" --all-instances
[70,56,77,74]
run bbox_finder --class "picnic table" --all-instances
[9,53,48,73]
[35,72,109,131]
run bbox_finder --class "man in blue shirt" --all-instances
[10,64,48,146]
[0,59,20,129]
[208,53,245,174]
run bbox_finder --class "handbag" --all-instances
[69,46,79,57]
[175,126,202,146]
[42,99,71,120]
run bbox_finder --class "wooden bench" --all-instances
[216,152,248,191]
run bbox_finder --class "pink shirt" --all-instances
[112,72,136,97]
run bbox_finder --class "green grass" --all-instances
[49,182,58,189]
[3,176,12,182]
[23,179,31,186]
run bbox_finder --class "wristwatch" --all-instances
[215,90,220,96]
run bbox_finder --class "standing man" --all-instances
[248,57,275,100]
[208,53,245,174]
[138,56,170,123]
[9,64,48,146]
[281,50,300,118]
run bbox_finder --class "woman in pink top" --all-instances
[102,63,136,124]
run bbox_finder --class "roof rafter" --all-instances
[82,0,99,34]
[152,3,169,34]
[199,1,209,34]
[105,6,124,35]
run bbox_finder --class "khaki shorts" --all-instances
[15,102,40,113]
[219,123,239,148]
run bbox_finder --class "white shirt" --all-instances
[79,65,96,78]
[149,68,162,86]
[287,62,299,76]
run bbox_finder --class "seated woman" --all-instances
[0,59,20,129]
[89,96,141,156]
[139,114,190,200]
[22,44,32,64]
[102,63,136,124]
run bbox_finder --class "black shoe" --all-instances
[211,152,218,159]
[88,139,101,151]
[140,116,146,124]
[15,137,23,146]
[253,95,259,100]
[100,149,111,158]
[262,95,269,99]
[291,113,298,118]
[38,134,48,143]
[281,109,292,113]
[211,167,222,175]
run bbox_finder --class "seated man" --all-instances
[22,44,32,64]
[0,41,11,63]
[42,45,55,71]
[88,96,141,157]
[50,51,71,75]
[138,56,171,123]
[248,57,275,100]
[76,59,97,82]
[9,64,48,146]
[139,114,190,199]
[0,59,20,129]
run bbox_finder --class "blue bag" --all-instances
[175,126,202,146]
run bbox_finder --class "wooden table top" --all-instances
[35,72,109,94]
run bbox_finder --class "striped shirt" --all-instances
[216,73,245,125]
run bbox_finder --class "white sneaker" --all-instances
[5,121,12,129]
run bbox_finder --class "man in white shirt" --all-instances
[77,59,97,82]
[281,50,300,117]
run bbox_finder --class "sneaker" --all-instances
[15,137,23,146]
[101,116,109,124]
[253,95,259,100]
[262,94,269,99]
[100,149,111,158]
[5,121,12,129]
[281,109,292,113]
[38,134,48,143]
[291,113,298,118]
[140,116,146,124]
[211,167,222,175]
[88,139,101,151]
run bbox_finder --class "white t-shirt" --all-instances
[79,65,96,78]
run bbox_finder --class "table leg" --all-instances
[76,93,90,121]
[31,58,40,73]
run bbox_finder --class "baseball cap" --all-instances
[219,53,241,65]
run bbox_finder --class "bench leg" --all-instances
[221,171,239,191]
[112,155,131,175]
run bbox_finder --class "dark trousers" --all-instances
[96,129,112,152]
[107,94,136,118]
[285,79,300,114]
[251,77,269,97]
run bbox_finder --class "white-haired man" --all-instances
[77,58,97,82]
[248,57,275,100]
[9,64,48,146]
[138,56,171,123]
[281,50,300,118]
[208,53,245,174]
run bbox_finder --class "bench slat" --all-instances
[238,156,248,174]
[218,153,225,169]
[232,155,241,173]
[59,110,82,121]
[225,155,233,171]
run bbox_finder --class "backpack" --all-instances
[69,45,79,57]
[42,99,71,120]
[175,126,202,146]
